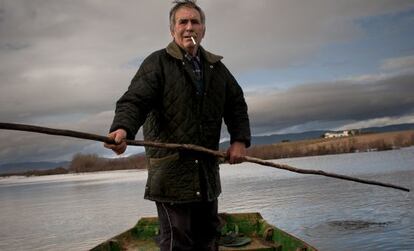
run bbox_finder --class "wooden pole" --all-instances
[0,122,410,192]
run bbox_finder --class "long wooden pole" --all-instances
[0,122,410,192]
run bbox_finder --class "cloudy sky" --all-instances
[1,0,414,164]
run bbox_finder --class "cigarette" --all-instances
[191,36,196,45]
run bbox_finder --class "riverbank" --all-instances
[247,130,414,159]
[1,130,413,177]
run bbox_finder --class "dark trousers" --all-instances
[155,200,220,251]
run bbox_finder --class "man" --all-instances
[104,0,250,250]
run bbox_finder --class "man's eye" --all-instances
[179,20,188,25]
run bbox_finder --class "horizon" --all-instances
[1,122,413,167]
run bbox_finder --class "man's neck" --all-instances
[175,42,199,57]
[187,47,198,57]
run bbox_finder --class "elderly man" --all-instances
[104,1,250,250]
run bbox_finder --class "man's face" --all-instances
[171,7,205,55]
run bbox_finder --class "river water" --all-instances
[0,147,413,251]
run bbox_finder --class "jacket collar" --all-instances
[166,41,223,64]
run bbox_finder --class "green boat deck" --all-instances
[90,212,318,251]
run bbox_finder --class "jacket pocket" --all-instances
[147,153,197,200]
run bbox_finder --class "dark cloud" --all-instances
[248,72,414,134]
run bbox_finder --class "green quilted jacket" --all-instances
[110,42,251,203]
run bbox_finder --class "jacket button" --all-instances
[196,191,201,196]
[210,65,214,69]
[195,159,199,164]
[182,61,185,65]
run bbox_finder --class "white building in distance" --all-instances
[323,130,349,138]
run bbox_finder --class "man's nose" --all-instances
[185,22,193,31]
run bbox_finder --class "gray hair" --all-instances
[169,0,205,32]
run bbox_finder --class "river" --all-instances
[0,147,413,250]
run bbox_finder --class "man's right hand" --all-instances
[104,129,127,155]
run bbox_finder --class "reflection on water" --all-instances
[307,220,393,236]
[326,220,391,231]
[0,147,413,251]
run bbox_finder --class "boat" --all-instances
[90,212,318,251]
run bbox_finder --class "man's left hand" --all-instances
[227,141,246,164]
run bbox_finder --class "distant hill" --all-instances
[359,123,414,134]
[219,130,326,149]
[220,123,414,148]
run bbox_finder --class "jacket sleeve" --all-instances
[109,55,163,140]
[222,65,251,147]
